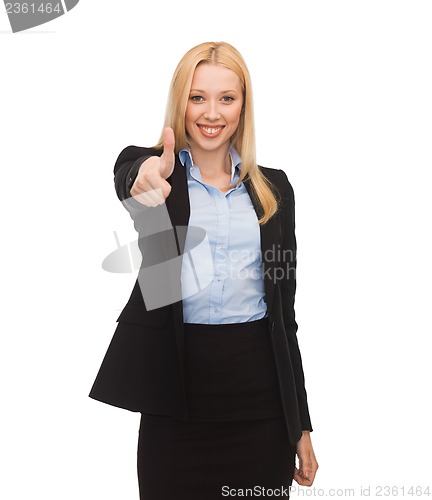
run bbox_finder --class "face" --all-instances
[185,63,244,156]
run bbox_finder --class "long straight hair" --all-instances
[154,41,280,225]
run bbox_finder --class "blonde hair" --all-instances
[154,41,280,225]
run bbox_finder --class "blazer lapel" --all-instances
[243,177,281,319]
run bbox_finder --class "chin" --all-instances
[188,135,230,153]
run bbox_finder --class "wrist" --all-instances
[300,430,311,439]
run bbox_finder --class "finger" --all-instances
[132,186,165,207]
[132,168,171,204]
[162,127,175,155]
[146,179,171,202]
[293,470,313,487]
[296,477,313,486]
[293,467,308,486]
[160,127,175,177]
[142,187,165,206]
[132,191,158,207]
[293,465,317,487]
[299,466,310,482]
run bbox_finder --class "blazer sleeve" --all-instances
[278,169,313,432]
[113,146,154,211]
[112,146,174,238]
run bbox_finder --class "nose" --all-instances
[203,100,220,122]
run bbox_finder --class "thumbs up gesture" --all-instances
[130,127,175,206]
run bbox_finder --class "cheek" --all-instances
[228,105,243,126]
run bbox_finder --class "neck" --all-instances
[189,144,232,178]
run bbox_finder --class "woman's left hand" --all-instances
[293,431,319,486]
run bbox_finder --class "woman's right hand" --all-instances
[130,127,175,207]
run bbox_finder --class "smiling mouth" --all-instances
[197,125,225,137]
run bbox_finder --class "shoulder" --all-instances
[114,146,162,169]
[258,165,295,202]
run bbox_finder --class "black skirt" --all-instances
[137,317,296,499]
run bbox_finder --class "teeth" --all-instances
[200,126,222,134]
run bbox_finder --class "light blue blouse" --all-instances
[179,146,268,324]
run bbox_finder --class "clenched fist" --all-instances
[130,127,175,207]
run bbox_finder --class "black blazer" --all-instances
[89,146,313,446]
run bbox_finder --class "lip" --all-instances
[197,124,225,138]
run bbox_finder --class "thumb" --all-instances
[160,127,175,178]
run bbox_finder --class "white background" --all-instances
[1,1,431,498]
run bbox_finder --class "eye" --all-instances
[221,96,235,103]
[190,95,204,102]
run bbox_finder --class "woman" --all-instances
[89,41,318,499]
